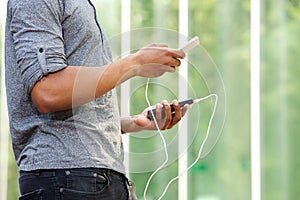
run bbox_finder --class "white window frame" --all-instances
[0,0,262,199]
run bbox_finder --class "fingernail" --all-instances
[162,100,168,105]
[173,101,178,106]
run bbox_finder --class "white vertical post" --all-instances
[121,0,131,174]
[251,0,261,200]
[1,1,9,199]
[178,0,189,199]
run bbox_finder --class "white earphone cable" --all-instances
[143,78,170,200]
[156,93,218,200]
[143,78,218,200]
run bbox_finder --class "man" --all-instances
[5,0,187,199]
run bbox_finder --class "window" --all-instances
[1,0,299,199]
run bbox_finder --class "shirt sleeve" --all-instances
[9,0,67,94]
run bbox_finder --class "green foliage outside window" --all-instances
[1,0,299,199]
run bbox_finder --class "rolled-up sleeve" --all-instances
[9,0,67,94]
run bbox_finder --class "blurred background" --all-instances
[0,0,299,199]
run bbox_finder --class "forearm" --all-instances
[31,55,136,114]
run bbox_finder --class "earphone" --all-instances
[143,77,218,200]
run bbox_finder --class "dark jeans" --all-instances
[18,168,130,200]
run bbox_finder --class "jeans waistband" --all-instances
[20,168,126,181]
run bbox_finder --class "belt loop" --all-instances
[103,171,111,185]
[34,169,40,176]
[105,168,110,176]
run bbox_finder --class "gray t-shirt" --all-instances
[5,0,124,173]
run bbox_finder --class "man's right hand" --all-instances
[131,43,185,78]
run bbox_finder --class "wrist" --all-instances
[121,115,144,134]
[121,54,140,78]
[121,116,134,134]
[129,52,144,76]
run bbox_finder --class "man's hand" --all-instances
[121,100,189,133]
[132,44,185,78]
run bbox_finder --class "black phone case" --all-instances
[147,99,193,120]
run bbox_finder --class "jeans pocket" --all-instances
[19,172,41,196]
[65,169,109,193]
[19,189,43,200]
[60,172,109,200]
[60,169,130,200]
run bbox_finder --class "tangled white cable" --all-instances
[143,78,218,200]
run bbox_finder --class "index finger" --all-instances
[169,100,182,127]
[169,49,185,59]
[161,100,173,130]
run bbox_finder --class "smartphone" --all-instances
[147,99,194,120]
[179,36,200,53]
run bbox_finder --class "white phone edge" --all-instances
[180,36,200,53]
